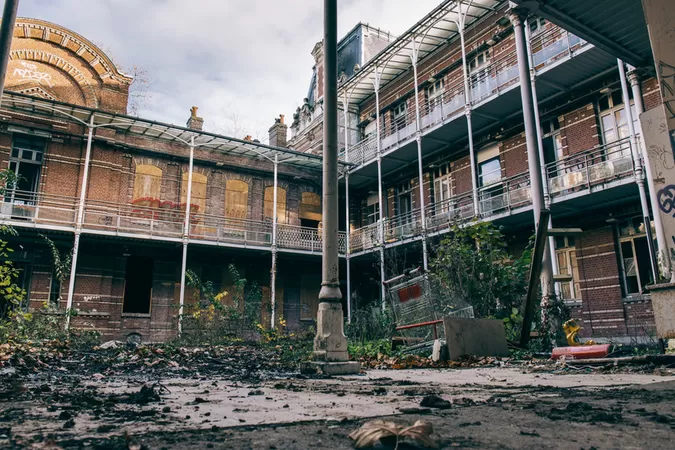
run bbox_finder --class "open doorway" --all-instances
[123,256,154,314]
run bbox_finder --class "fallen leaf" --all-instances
[349,419,437,449]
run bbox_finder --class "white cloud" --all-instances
[19,0,442,141]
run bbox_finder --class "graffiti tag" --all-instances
[12,62,53,87]
[657,184,675,215]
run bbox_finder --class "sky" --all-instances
[19,0,442,143]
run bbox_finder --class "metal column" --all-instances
[342,94,352,322]
[618,59,659,281]
[509,8,555,306]
[626,65,670,279]
[373,67,387,308]
[525,18,560,296]
[270,154,279,328]
[411,37,429,271]
[178,136,195,335]
[64,116,94,330]
[457,1,480,216]
[0,0,19,98]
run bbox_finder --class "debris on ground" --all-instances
[349,419,438,449]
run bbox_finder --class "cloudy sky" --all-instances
[19,0,441,142]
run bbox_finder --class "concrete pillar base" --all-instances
[313,301,349,362]
[308,360,361,376]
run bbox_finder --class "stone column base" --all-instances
[313,301,349,361]
[309,360,361,376]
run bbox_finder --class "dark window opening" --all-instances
[123,256,154,314]
[300,218,320,229]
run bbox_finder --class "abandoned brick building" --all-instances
[288,0,665,340]
[0,18,349,341]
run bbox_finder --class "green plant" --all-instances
[345,307,396,343]
[501,307,524,342]
[430,222,529,319]
[348,338,393,359]
[39,234,73,307]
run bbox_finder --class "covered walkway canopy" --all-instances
[510,0,653,68]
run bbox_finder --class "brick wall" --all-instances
[560,104,599,156]
[642,77,662,111]
[501,133,528,177]
[576,227,627,337]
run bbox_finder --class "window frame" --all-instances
[6,135,46,205]
[616,217,656,296]
[554,236,581,301]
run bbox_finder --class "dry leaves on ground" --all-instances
[349,419,438,449]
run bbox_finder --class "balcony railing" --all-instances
[344,25,587,170]
[546,138,635,198]
[0,194,346,254]
[348,140,637,253]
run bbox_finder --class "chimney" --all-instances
[187,106,204,131]
[268,114,288,148]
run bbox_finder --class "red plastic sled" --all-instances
[551,344,611,360]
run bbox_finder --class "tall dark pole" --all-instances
[313,0,358,372]
[0,0,20,99]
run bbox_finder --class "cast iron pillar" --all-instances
[313,0,358,374]
[508,6,555,324]
[0,0,19,98]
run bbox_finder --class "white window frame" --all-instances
[426,79,445,111]
[554,236,581,301]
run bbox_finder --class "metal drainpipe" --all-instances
[0,0,19,99]
[411,37,429,272]
[270,153,278,328]
[178,136,195,335]
[374,67,387,308]
[509,8,555,314]
[457,2,480,217]
[525,18,560,298]
[343,96,352,322]
[64,115,94,331]
[627,65,670,280]
[618,59,659,282]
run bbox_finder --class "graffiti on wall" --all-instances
[12,62,53,87]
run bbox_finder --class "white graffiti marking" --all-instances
[12,62,53,87]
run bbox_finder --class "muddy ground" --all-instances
[1,345,674,449]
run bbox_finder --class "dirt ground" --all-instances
[1,345,674,449]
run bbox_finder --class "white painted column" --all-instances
[373,67,387,308]
[342,95,352,322]
[411,36,429,271]
[64,116,94,331]
[627,65,670,279]
[619,59,659,281]
[270,154,279,328]
[178,136,195,335]
[457,3,480,216]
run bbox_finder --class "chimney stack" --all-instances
[187,106,204,131]
[268,114,288,148]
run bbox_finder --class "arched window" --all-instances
[299,192,321,228]
[181,172,208,215]
[132,164,162,200]
[225,179,249,219]
[264,186,286,223]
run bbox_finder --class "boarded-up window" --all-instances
[264,186,287,223]
[300,273,320,321]
[132,164,162,200]
[299,192,321,221]
[181,172,208,214]
[225,180,249,219]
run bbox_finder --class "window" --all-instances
[426,79,445,111]
[433,164,453,213]
[132,164,162,200]
[264,186,287,223]
[396,181,413,219]
[6,136,45,205]
[122,256,153,314]
[468,50,490,96]
[528,17,547,36]
[478,158,501,187]
[391,102,408,133]
[598,90,638,159]
[477,145,502,215]
[365,194,380,225]
[542,118,563,176]
[299,192,321,228]
[555,236,581,300]
[181,172,208,215]
[618,217,656,295]
[225,179,249,219]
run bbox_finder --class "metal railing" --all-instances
[0,190,77,228]
[478,172,532,217]
[468,50,520,104]
[546,138,635,198]
[530,26,584,71]
[384,208,424,243]
[277,223,348,253]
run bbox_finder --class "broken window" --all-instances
[555,236,581,300]
[264,186,287,224]
[225,179,249,219]
[617,217,655,295]
[5,135,45,206]
[299,192,321,228]
[122,256,154,314]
